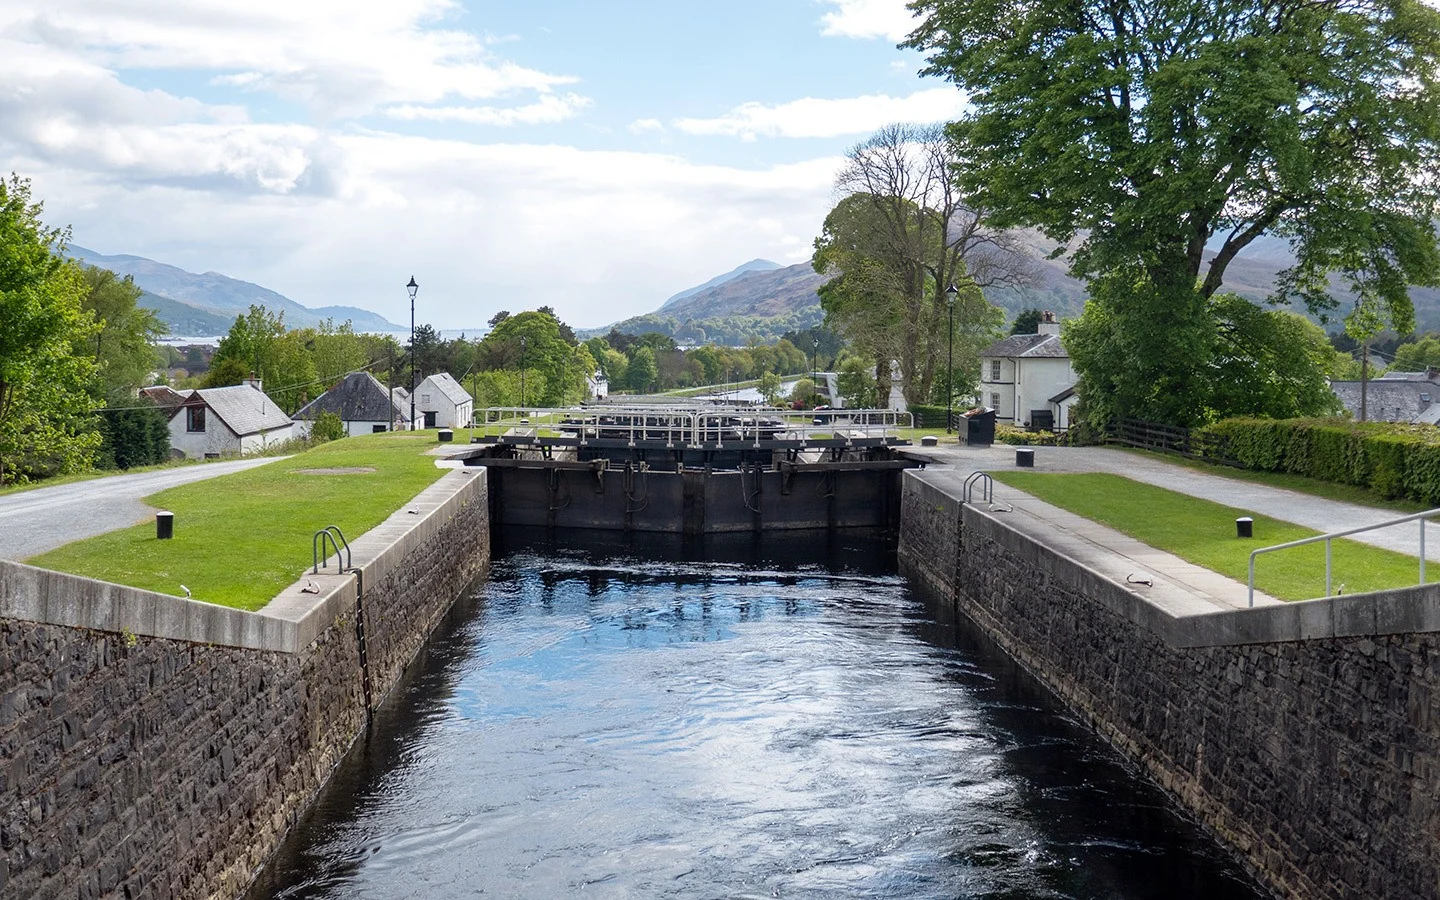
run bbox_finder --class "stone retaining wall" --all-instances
[0,467,490,899]
[898,472,1440,900]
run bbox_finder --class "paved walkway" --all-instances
[906,441,1436,610]
[0,457,285,561]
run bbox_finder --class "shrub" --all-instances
[995,424,1060,445]
[309,411,347,444]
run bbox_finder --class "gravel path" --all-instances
[0,457,285,561]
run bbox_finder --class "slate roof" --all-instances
[981,333,1068,359]
[178,384,293,436]
[418,372,472,405]
[294,372,405,422]
[1330,378,1440,424]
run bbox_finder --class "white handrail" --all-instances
[1247,507,1440,606]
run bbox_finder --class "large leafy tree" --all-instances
[908,0,1440,425]
[477,310,594,405]
[0,176,100,483]
[813,125,1021,406]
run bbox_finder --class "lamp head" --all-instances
[945,283,958,304]
[406,276,419,301]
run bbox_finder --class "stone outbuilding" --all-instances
[167,381,294,459]
[978,313,1077,431]
[292,372,416,436]
[414,373,474,428]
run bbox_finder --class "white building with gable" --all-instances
[414,373,474,428]
[168,380,294,459]
[978,313,1077,431]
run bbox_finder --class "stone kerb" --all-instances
[946,476,1440,648]
[0,466,487,654]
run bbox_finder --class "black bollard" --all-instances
[156,511,174,540]
[1016,448,1035,467]
[1236,516,1253,539]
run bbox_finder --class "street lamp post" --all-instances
[520,335,527,409]
[812,338,820,405]
[407,276,418,430]
[945,283,958,434]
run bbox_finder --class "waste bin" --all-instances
[962,407,996,447]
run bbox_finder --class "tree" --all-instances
[627,346,657,393]
[907,0,1440,426]
[96,402,171,470]
[1008,309,1042,337]
[0,176,101,483]
[78,265,168,401]
[309,411,346,444]
[758,372,784,405]
[207,305,317,413]
[476,310,587,405]
[813,124,1024,405]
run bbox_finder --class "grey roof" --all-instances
[1330,378,1440,423]
[981,333,1068,359]
[179,384,293,436]
[1049,385,1077,404]
[418,372,472,405]
[294,372,405,422]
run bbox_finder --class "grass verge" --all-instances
[27,432,448,611]
[991,472,1424,602]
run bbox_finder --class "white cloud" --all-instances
[674,88,965,140]
[629,118,666,135]
[817,0,920,41]
[384,93,592,126]
[21,137,845,329]
[0,1,576,118]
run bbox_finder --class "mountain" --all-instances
[658,259,783,312]
[592,235,1440,347]
[66,246,401,335]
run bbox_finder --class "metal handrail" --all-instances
[312,525,352,574]
[1247,507,1440,606]
[466,405,914,445]
[963,471,993,504]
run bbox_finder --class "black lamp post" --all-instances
[812,337,820,405]
[945,283,958,433]
[520,335,527,409]
[407,276,418,430]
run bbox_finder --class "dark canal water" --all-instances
[249,529,1265,899]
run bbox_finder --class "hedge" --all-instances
[1198,417,1440,505]
[908,404,952,429]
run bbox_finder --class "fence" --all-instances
[1107,417,1238,465]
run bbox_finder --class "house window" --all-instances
[372,424,388,433]
[990,392,1001,410]
[989,360,1001,381]
[421,393,431,404]
[186,406,206,432]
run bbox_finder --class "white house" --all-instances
[588,369,609,400]
[168,381,294,459]
[293,372,415,437]
[978,313,1077,431]
[414,373,474,428]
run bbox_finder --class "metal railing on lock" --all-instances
[1247,508,1440,607]
[312,525,352,575]
[467,405,913,447]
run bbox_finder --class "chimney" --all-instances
[243,371,263,392]
[1038,311,1061,336]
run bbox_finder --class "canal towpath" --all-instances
[910,442,1437,611]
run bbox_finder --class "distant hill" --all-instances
[658,259,783,312]
[593,236,1440,346]
[66,245,401,335]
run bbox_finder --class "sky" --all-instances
[0,0,965,330]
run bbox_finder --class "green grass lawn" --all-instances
[991,472,1425,602]
[27,432,449,611]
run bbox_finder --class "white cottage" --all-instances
[168,382,294,459]
[414,373,474,428]
[293,372,416,437]
[978,313,1077,431]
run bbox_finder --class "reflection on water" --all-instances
[249,528,1263,899]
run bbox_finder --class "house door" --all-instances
[424,411,437,428]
